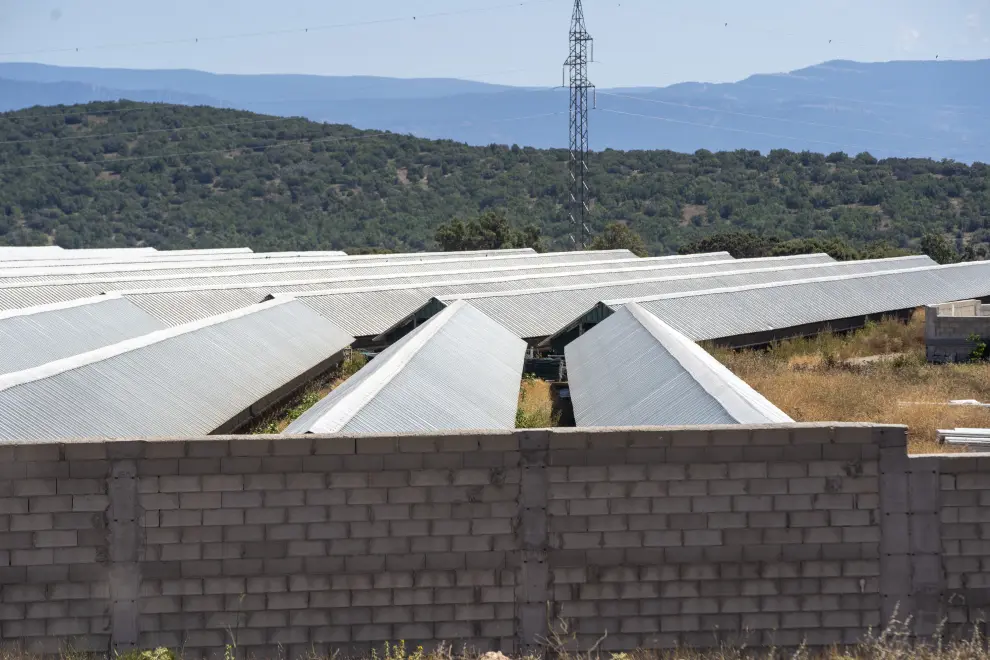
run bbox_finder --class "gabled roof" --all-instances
[610,260,990,342]
[279,253,810,339]
[0,294,165,375]
[285,300,525,434]
[566,303,793,426]
[0,250,642,312]
[0,298,354,440]
[407,255,934,341]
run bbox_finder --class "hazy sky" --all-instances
[0,0,987,87]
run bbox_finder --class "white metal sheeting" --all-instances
[0,247,156,261]
[566,303,792,427]
[281,254,820,338]
[0,248,558,278]
[285,300,525,434]
[428,255,936,340]
[0,295,166,375]
[0,251,345,270]
[612,261,990,342]
[0,250,652,284]
[0,251,642,311]
[150,248,254,256]
[120,252,736,327]
[0,298,355,441]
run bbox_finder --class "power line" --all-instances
[0,0,559,59]
[600,90,990,152]
[736,80,990,118]
[0,68,563,125]
[596,107,874,152]
[597,90,917,141]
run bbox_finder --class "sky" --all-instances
[0,0,988,88]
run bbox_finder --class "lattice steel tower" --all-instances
[563,0,595,248]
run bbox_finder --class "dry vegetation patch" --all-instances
[709,312,990,453]
[515,374,558,428]
[247,351,368,434]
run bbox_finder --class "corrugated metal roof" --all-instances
[423,255,936,340]
[285,300,525,434]
[0,250,346,270]
[0,251,642,312]
[0,248,556,277]
[0,298,355,441]
[611,261,990,342]
[0,294,166,375]
[566,303,792,427]
[283,254,825,338]
[0,249,647,283]
[0,247,66,261]
[0,252,640,286]
[120,252,737,326]
[150,248,254,256]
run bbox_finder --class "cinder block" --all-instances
[684,530,722,546]
[773,495,813,511]
[692,496,731,513]
[748,479,788,495]
[669,480,707,497]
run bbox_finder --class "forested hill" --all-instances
[0,101,988,255]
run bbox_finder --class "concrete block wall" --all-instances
[542,426,885,650]
[5,424,990,657]
[935,454,990,629]
[925,302,990,363]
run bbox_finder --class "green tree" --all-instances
[435,210,543,252]
[678,231,779,259]
[588,222,649,257]
[920,233,959,264]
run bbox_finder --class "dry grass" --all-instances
[515,375,558,429]
[47,617,990,660]
[247,351,368,434]
[708,312,990,454]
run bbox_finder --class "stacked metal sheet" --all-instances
[0,295,165,374]
[939,428,990,448]
[396,255,936,342]
[0,298,354,440]
[566,303,793,427]
[284,300,526,434]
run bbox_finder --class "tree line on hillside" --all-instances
[434,212,985,265]
[1,101,989,255]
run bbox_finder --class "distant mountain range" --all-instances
[2,60,989,162]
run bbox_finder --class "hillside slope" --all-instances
[2,60,990,161]
[0,101,988,254]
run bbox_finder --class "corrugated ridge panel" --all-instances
[151,248,254,256]
[615,261,990,341]
[284,300,526,434]
[281,254,829,338]
[0,251,346,270]
[0,298,355,441]
[566,303,792,427]
[0,251,643,312]
[0,250,664,283]
[0,250,643,289]
[116,252,746,327]
[428,255,936,340]
[0,294,166,375]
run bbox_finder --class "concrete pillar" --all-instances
[516,430,550,655]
